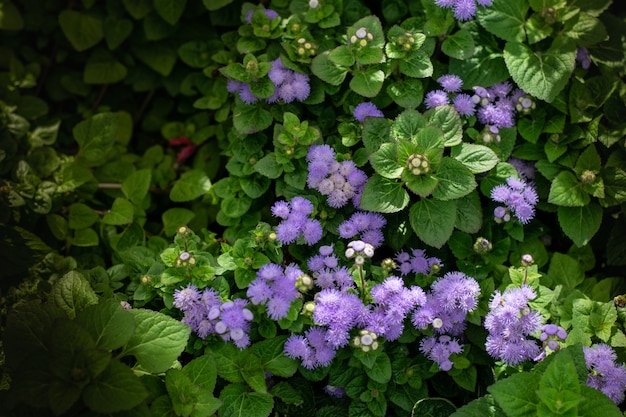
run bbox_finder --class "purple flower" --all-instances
[434,0,492,21]
[508,158,536,180]
[337,212,387,248]
[438,74,463,93]
[245,8,280,24]
[484,285,542,365]
[584,344,626,404]
[576,47,591,70]
[314,289,368,348]
[353,102,384,122]
[453,94,476,116]
[306,145,368,209]
[420,335,463,371]
[284,327,338,369]
[490,176,538,224]
[395,248,442,276]
[271,197,322,245]
[247,263,302,320]
[424,90,450,108]
[431,271,481,313]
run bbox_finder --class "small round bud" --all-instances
[355,27,367,39]
[302,301,316,317]
[243,309,254,321]
[177,225,190,235]
[521,253,534,266]
[473,237,492,254]
[296,274,314,292]
[614,295,626,308]
[140,275,151,285]
[381,258,396,271]
[308,0,319,8]
[120,301,132,310]
[230,328,244,340]
[354,255,365,266]
[345,248,355,259]
[432,318,444,329]
[215,321,227,334]
[580,170,596,184]
[363,244,375,258]
[179,251,191,261]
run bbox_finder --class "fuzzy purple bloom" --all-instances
[353,102,384,122]
[337,212,387,248]
[271,197,322,245]
[438,74,463,92]
[420,335,463,371]
[424,90,450,108]
[584,344,626,404]
[395,248,442,276]
[247,263,302,320]
[453,93,476,116]
[490,176,538,224]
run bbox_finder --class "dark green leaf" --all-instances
[59,10,103,51]
[477,0,528,42]
[69,203,99,229]
[360,174,410,213]
[311,52,348,86]
[548,171,589,207]
[219,384,274,417]
[432,157,477,200]
[409,199,456,248]
[558,204,602,247]
[76,300,136,351]
[350,68,385,98]
[83,360,148,413]
[73,112,118,166]
[154,0,187,25]
[50,271,98,319]
[489,373,539,417]
[102,197,134,225]
[170,169,211,202]
[442,29,475,60]
[122,169,152,205]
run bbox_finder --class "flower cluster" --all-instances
[395,248,442,276]
[245,7,279,24]
[173,284,253,349]
[366,276,426,341]
[284,327,337,369]
[413,272,481,370]
[271,197,323,245]
[490,176,538,224]
[584,344,626,404]
[227,58,310,104]
[420,335,464,371]
[508,157,536,181]
[306,145,368,208]
[307,244,354,289]
[484,285,543,366]
[337,211,386,248]
[313,289,369,348]
[353,102,384,122]
[247,263,304,320]
[434,0,494,21]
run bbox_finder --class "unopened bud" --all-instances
[521,253,534,266]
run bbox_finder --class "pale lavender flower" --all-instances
[271,197,322,245]
[420,335,463,371]
[576,47,591,70]
[508,157,536,180]
[424,90,450,108]
[453,94,476,116]
[245,8,280,24]
[353,102,384,122]
[247,263,302,320]
[314,289,368,348]
[490,176,538,224]
[438,74,463,92]
[584,344,626,404]
[434,0,492,21]
[484,285,543,366]
[284,327,338,369]
[395,248,442,276]
[337,212,386,248]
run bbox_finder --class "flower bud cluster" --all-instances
[353,329,379,352]
[350,27,374,48]
[345,239,375,266]
[175,250,196,267]
[405,153,430,176]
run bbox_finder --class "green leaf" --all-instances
[170,169,211,202]
[328,45,355,67]
[250,336,298,378]
[254,153,283,179]
[122,169,152,205]
[548,252,584,289]
[83,360,148,413]
[233,102,273,134]
[103,16,133,49]
[425,105,463,146]
[58,10,103,51]
[504,37,576,103]
[84,51,127,84]
[359,174,410,213]
[455,191,482,234]
[50,271,98,319]
[412,398,457,417]
[183,355,218,392]
[162,208,196,236]
[76,300,136,351]
[548,171,590,207]
[0,2,24,30]
[219,384,274,417]
[393,109,427,142]
[578,385,623,417]
[71,227,100,247]
[370,143,403,179]
[102,197,134,225]
[432,157,477,200]
[399,50,433,78]
[123,0,153,19]
[477,0,528,42]
[536,351,580,415]
[409,199,456,248]
[362,117,392,154]
[558,204,602,247]
[73,112,118,166]
[386,78,423,108]
[241,354,267,393]
[450,395,506,417]
[451,143,499,174]
[489,373,539,417]
[154,0,187,25]
[166,369,200,416]
[133,43,177,76]
[311,51,348,86]
[365,353,392,384]
[121,309,191,373]
[350,68,385,98]
[203,0,234,11]
[441,29,475,60]
[69,203,99,229]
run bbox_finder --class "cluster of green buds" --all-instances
[478,125,502,144]
[350,27,373,48]
[473,237,493,254]
[381,258,397,273]
[352,329,379,352]
[345,240,375,266]
[515,94,536,115]
[175,250,196,267]
[405,153,430,176]
[397,32,417,51]
[295,37,317,57]
[302,301,316,318]
[580,169,596,185]
[296,273,314,293]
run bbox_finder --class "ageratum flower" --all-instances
[353,102,384,122]
[337,211,386,248]
[271,197,323,245]
[490,176,538,224]
[584,344,626,404]
[420,335,463,371]
[435,0,493,21]
[247,263,303,320]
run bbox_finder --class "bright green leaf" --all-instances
[170,170,211,202]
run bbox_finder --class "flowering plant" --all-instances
[0,0,625,416]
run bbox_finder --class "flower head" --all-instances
[353,102,384,122]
